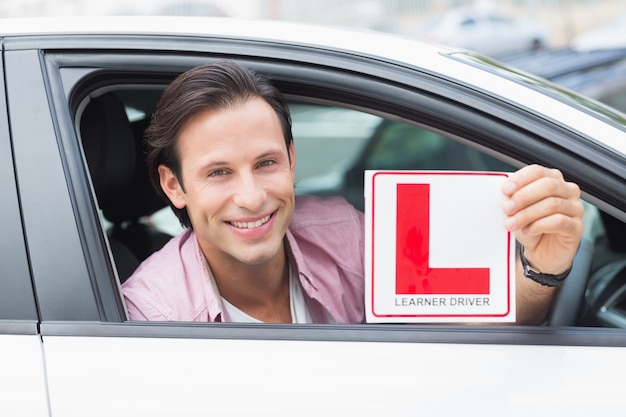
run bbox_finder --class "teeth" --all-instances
[230,214,271,229]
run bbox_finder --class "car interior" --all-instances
[76,82,626,329]
[79,91,171,281]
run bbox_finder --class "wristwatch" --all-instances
[519,245,572,287]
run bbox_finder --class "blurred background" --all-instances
[2,0,624,111]
[1,0,625,53]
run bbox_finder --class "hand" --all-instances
[501,164,584,275]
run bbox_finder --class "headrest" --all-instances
[80,92,167,224]
[103,118,168,224]
[80,92,136,209]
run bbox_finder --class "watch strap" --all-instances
[519,245,571,287]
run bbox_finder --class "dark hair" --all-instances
[145,60,293,228]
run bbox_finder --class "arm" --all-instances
[514,251,556,325]
[501,165,584,325]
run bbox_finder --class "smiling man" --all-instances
[122,61,584,325]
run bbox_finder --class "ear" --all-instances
[288,142,296,173]
[158,164,187,209]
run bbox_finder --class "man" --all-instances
[122,61,584,325]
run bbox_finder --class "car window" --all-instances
[362,121,513,172]
[289,102,380,183]
[365,123,447,169]
[70,73,620,330]
[293,103,514,211]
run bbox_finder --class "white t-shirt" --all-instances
[221,265,313,323]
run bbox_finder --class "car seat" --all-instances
[80,91,173,282]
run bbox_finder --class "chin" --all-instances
[235,243,284,267]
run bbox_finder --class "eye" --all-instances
[208,169,228,178]
[257,160,276,168]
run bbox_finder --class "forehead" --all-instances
[176,98,286,162]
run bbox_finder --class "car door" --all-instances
[0,45,49,416]
[6,31,626,415]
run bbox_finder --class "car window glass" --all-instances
[290,102,381,184]
[362,121,514,172]
[289,101,606,259]
[293,102,514,211]
[364,123,447,170]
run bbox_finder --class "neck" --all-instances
[207,246,291,323]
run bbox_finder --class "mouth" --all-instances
[228,212,273,229]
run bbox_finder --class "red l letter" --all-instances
[396,183,490,294]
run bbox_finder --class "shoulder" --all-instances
[288,195,364,268]
[122,229,209,321]
[288,196,365,323]
[291,195,363,229]
[125,229,198,278]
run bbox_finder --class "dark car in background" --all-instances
[502,46,626,113]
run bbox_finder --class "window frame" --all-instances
[25,42,626,347]
[0,46,39,328]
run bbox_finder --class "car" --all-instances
[2,15,626,416]
[151,1,228,17]
[412,5,547,57]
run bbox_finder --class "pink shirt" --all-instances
[122,196,365,323]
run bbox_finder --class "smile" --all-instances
[229,213,272,229]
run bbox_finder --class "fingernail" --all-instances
[502,181,516,195]
[504,217,516,230]
[503,200,515,214]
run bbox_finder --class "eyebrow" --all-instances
[256,149,285,160]
[196,148,287,172]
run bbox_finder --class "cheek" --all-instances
[267,173,296,196]
[186,185,227,220]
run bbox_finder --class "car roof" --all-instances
[0,16,457,76]
[1,16,624,154]
[0,15,451,54]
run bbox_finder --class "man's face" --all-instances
[159,97,295,270]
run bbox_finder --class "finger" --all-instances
[515,211,583,274]
[516,209,584,238]
[505,196,584,234]
[501,165,563,198]
[502,175,580,217]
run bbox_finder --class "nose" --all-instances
[232,170,266,211]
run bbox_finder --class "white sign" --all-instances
[364,171,516,323]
